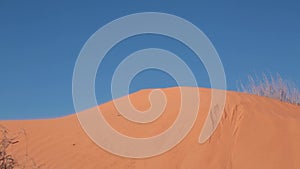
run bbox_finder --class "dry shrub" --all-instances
[0,126,19,169]
[0,126,42,169]
[239,73,300,105]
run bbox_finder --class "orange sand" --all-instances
[1,87,300,169]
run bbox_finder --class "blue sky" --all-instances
[0,0,299,119]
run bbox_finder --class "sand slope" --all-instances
[1,87,300,169]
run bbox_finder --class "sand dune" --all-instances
[1,87,300,169]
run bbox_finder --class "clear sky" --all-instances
[1,0,299,119]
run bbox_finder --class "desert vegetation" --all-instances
[0,126,18,169]
[0,126,41,169]
[239,73,300,105]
